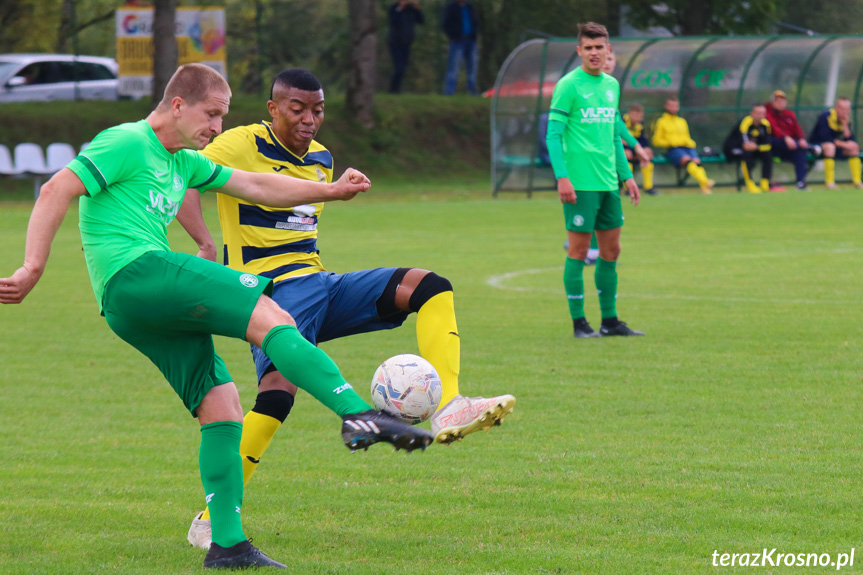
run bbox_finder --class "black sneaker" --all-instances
[599,320,645,337]
[342,410,434,452]
[645,188,660,196]
[203,540,286,569]
[573,318,600,338]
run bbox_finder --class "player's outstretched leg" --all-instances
[342,410,434,452]
[259,323,434,452]
[431,394,517,444]
[407,273,516,444]
[203,540,286,569]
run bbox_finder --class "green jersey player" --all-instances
[0,64,432,570]
[546,22,645,338]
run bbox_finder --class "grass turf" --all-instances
[1,183,861,574]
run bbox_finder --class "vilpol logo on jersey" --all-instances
[580,107,616,123]
[239,274,259,288]
[147,190,180,224]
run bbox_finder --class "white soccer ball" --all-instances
[370,354,442,424]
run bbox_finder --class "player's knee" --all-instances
[251,389,295,423]
[849,142,860,156]
[567,244,589,260]
[823,143,836,158]
[407,272,453,312]
[604,245,622,261]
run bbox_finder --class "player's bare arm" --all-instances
[0,168,87,304]
[215,167,370,206]
[176,189,218,262]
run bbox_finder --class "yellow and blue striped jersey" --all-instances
[623,113,643,139]
[201,122,333,283]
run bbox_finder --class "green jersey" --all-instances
[548,67,625,191]
[68,120,233,310]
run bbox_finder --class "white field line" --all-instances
[486,267,854,305]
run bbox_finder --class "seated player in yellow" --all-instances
[723,103,778,194]
[177,68,516,549]
[622,104,658,196]
[652,96,715,194]
[809,96,863,189]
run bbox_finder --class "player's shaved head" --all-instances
[270,69,323,101]
[159,63,230,109]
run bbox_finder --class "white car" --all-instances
[0,54,119,103]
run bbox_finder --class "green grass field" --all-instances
[2,183,862,574]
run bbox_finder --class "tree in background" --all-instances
[347,0,378,128]
[620,0,783,35]
[774,0,863,34]
[151,0,178,106]
[7,0,863,103]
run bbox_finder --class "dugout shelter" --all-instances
[491,35,863,195]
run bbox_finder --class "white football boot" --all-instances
[430,394,516,444]
[187,511,212,550]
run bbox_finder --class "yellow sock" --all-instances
[698,164,711,183]
[850,157,862,184]
[761,178,769,191]
[642,162,654,190]
[200,410,281,521]
[416,291,460,408]
[686,161,708,187]
[740,162,756,190]
[825,158,836,185]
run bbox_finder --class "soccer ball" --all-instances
[370,354,442,424]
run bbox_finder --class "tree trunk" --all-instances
[680,0,709,35]
[57,0,74,54]
[346,0,377,129]
[151,0,178,108]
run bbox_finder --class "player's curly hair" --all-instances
[577,22,609,43]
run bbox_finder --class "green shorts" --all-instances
[102,250,272,415]
[563,190,624,233]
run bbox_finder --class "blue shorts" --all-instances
[251,268,409,381]
[666,147,699,166]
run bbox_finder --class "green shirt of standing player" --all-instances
[545,22,645,338]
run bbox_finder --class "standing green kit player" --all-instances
[0,63,433,570]
[545,22,645,338]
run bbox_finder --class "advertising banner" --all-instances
[116,7,226,98]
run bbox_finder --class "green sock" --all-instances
[262,325,371,416]
[199,421,246,548]
[564,257,586,319]
[595,257,618,319]
[589,233,598,250]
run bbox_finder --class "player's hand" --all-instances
[743,141,757,151]
[799,138,809,149]
[0,265,42,304]
[196,245,218,262]
[624,178,640,206]
[785,136,797,150]
[557,178,576,204]
[634,144,651,166]
[332,168,371,201]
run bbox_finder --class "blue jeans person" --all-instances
[444,38,477,95]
